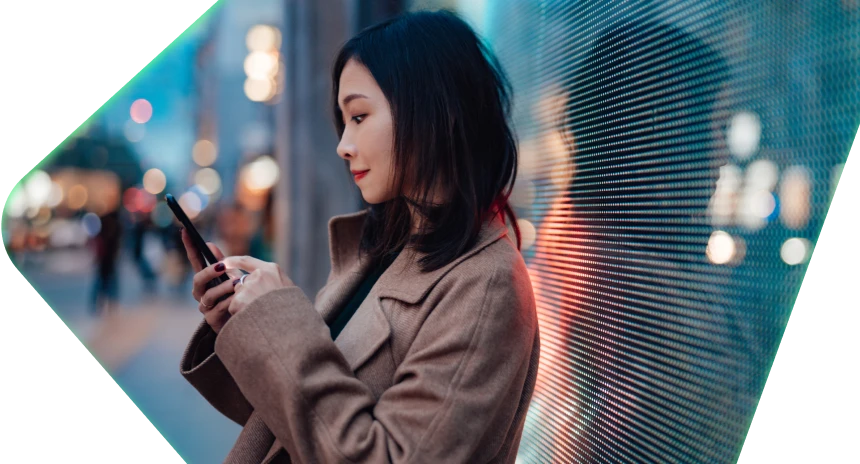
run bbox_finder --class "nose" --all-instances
[336,133,356,160]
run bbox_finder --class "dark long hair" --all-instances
[332,10,521,272]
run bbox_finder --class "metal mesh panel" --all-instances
[410,1,859,462]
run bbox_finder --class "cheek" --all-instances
[363,121,395,173]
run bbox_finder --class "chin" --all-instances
[361,190,396,205]
[360,191,383,205]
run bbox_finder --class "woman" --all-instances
[179,11,539,463]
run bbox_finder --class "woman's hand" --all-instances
[222,255,296,317]
[181,229,241,333]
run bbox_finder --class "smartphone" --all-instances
[165,193,232,295]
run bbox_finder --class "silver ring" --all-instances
[239,274,248,285]
[201,298,215,308]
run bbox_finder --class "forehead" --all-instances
[338,59,381,102]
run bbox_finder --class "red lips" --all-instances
[351,169,369,181]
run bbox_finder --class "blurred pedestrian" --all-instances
[91,209,122,314]
[130,213,157,293]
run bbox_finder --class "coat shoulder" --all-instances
[429,235,537,327]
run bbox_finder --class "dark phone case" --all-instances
[165,194,232,303]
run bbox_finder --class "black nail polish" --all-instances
[233,278,240,286]
[215,263,225,272]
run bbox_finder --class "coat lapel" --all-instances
[374,212,510,304]
[316,208,510,372]
[333,295,391,372]
[313,210,374,324]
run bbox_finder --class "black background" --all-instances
[2,0,860,463]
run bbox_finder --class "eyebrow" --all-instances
[340,93,368,107]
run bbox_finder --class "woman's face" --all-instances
[336,59,398,204]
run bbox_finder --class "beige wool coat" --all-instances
[179,209,540,463]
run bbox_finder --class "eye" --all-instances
[351,114,367,124]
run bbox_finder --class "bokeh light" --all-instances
[189,185,210,210]
[143,168,167,195]
[246,25,282,52]
[24,170,52,209]
[707,230,736,264]
[753,191,777,219]
[46,182,64,208]
[138,191,157,213]
[178,191,203,219]
[81,212,102,237]
[242,156,279,191]
[709,164,742,226]
[49,219,88,248]
[123,188,141,213]
[244,51,279,79]
[194,168,222,195]
[192,139,217,167]
[781,237,811,265]
[31,208,51,226]
[244,78,277,103]
[86,174,121,215]
[727,111,761,159]
[739,159,779,230]
[517,219,537,250]
[5,186,27,218]
[780,166,811,229]
[130,98,153,124]
[123,187,156,213]
[67,185,88,210]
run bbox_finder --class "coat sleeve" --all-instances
[213,265,537,463]
[179,320,254,426]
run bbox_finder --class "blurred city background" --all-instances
[2,0,858,463]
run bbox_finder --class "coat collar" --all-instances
[319,208,510,313]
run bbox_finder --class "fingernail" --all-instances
[215,263,225,272]
[232,278,240,286]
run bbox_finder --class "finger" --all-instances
[202,294,233,327]
[227,292,245,316]
[181,229,205,273]
[222,255,270,273]
[211,296,233,326]
[200,276,238,307]
[192,262,228,300]
[234,270,260,290]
